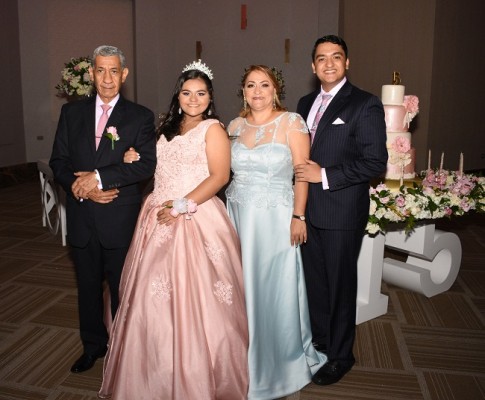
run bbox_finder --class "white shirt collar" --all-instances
[95,94,120,109]
[320,77,347,97]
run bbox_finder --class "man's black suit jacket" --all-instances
[297,81,388,230]
[50,95,157,248]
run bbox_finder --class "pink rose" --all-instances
[422,170,436,187]
[105,126,119,149]
[187,199,198,214]
[107,126,119,140]
[451,175,475,196]
[403,95,419,114]
[170,198,198,220]
[391,136,411,154]
[375,183,388,193]
[395,195,406,207]
[437,171,448,187]
[460,199,471,212]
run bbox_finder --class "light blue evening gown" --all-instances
[226,112,326,400]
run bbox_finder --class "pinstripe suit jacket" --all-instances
[296,80,387,230]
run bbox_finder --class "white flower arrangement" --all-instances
[55,56,94,99]
[367,170,485,235]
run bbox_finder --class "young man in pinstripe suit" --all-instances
[295,35,387,385]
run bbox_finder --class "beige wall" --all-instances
[3,0,485,171]
[1,0,26,167]
[134,0,340,126]
[15,0,134,166]
[3,0,338,166]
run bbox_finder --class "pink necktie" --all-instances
[310,94,332,143]
[96,104,111,149]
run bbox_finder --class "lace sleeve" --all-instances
[284,112,309,145]
[288,112,309,134]
[227,117,243,138]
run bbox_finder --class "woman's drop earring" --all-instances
[178,107,182,115]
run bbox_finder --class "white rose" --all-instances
[385,210,402,222]
[366,223,381,235]
[375,208,387,219]
[369,200,377,215]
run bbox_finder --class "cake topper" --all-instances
[182,59,214,80]
[392,71,401,85]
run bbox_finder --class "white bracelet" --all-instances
[169,198,198,219]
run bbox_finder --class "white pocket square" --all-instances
[332,118,345,125]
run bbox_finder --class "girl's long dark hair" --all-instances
[157,70,219,141]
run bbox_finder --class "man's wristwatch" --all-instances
[292,214,306,221]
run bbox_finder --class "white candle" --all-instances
[427,149,431,171]
[459,152,464,175]
[440,152,444,172]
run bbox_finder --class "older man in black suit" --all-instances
[50,45,156,373]
[295,35,387,385]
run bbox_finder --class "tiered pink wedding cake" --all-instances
[382,75,419,181]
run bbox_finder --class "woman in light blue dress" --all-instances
[226,65,326,399]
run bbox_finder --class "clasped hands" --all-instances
[71,171,119,204]
[71,147,140,204]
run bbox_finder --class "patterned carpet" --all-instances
[0,179,484,400]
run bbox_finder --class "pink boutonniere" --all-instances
[104,126,119,150]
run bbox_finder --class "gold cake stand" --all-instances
[371,177,423,192]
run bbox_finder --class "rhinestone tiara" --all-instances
[181,59,214,80]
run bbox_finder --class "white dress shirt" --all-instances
[306,77,347,190]
[94,94,119,188]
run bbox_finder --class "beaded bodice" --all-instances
[150,119,219,205]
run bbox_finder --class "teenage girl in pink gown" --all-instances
[98,61,249,400]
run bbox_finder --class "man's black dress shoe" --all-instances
[312,360,354,386]
[70,347,107,373]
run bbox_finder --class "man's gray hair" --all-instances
[92,45,126,69]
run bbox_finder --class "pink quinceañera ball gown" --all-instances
[99,119,249,400]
